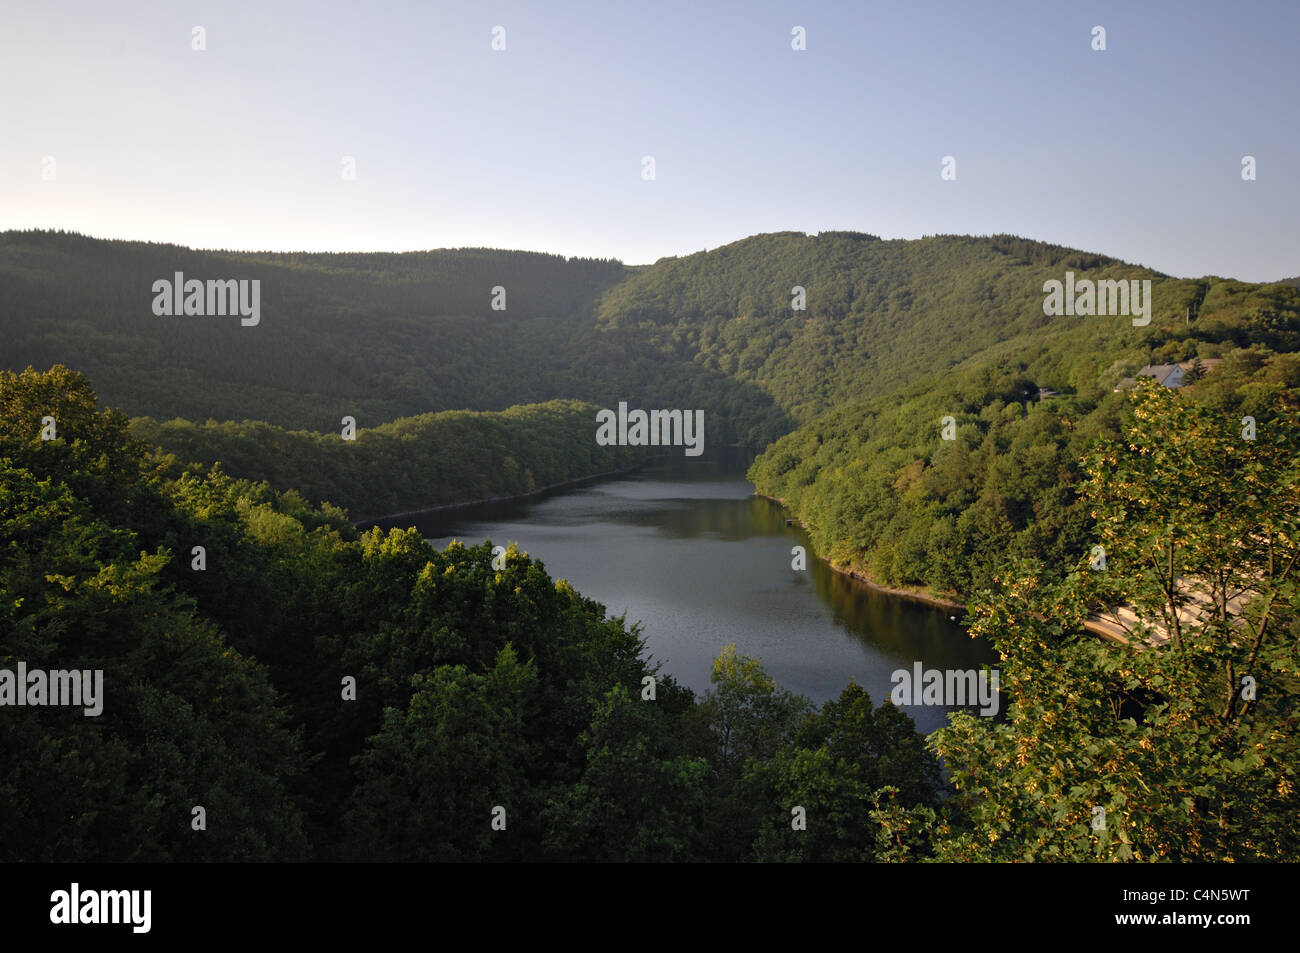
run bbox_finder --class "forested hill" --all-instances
[10,228,1300,434]
[6,229,1291,430]
[596,230,1300,423]
[745,277,1300,601]
[587,230,1300,602]
[5,230,1300,862]
[133,399,653,521]
[0,230,629,430]
[5,227,1299,471]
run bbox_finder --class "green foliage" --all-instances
[340,647,538,861]
[1,367,943,861]
[749,343,1300,600]
[698,644,812,774]
[879,385,1300,861]
[693,645,943,862]
[9,228,1298,530]
[744,682,945,862]
[0,368,309,861]
[599,231,1161,422]
[539,681,710,862]
[0,231,628,428]
[0,229,790,447]
[9,224,1300,862]
[132,399,653,519]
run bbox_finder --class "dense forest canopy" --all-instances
[3,228,1299,861]
[748,341,1300,600]
[0,229,787,446]
[9,229,1299,447]
[131,400,653,521]
[6,228,1299,522]
[3,366,1293,861]
[0,366,942,861]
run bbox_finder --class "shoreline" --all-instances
[357,470,1132,645]
[756,493,1129,642]
[756,494,965,612]
[351,452,676,526]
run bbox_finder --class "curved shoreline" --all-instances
[756,494,965,612]
[756,493,1128,642]
[356,470,1129,644]
[351,453,675,526]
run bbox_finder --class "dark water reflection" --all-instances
[369,448,998,735]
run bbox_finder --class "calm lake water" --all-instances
[370,449,998,735]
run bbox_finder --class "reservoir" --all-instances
[371,448,998,735]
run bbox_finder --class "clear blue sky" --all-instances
[2,0,1295,280]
